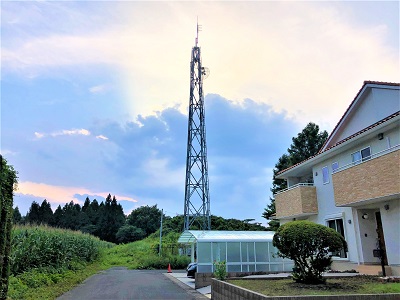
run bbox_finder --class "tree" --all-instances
[39,199,54,225]
[126,205,162,237]
[51,205,63,227]
[0,155,18,300]
[272,221,347,284]
[25,201,41,224]
[12,207,22,224]
[263,123,328,230]
[116,225,145,243]
[96,194,125,243]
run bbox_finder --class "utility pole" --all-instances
[159,209,163,256]
[183,22,211,231]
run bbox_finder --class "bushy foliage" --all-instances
[126,205,162,237]
[116,225,145,243]
[0,156,18,300]
[10,225,112,275]
[213,260,227,280]
[273,221,347,284]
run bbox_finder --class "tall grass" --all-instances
[10,225,112,275]
[7,226,189,299]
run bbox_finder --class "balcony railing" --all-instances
[333,144,400,174]
[275,183,314,195]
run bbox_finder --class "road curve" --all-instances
[57,267,208,300]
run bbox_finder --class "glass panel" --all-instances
[269,243,282,262]
[198,264,212,273]
[332,162,339,173]
[256,264,269,272]
[327,219,336,230]
[255,242,269,262]
[249,264,255,272]
[248,243,255,262]
[198,242,211,263]
[227,242,241,263]
[352,151,361,164]
[283,262,294,272]
[212,242,226,262]
[336,219,345,236]
[270,263,283,272]
[361,147,371,161]
[322,166,329,184]
[227,264,241,272]
[242,264,249,272]
[241,243,248,262]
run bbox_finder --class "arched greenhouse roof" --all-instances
[178,230,275,244]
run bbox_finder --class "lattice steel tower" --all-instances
[183,24,211,231]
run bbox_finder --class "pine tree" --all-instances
[12,207,22,224]
[39,199,54,225]
[263,122,328,230]
[26,201,41,224]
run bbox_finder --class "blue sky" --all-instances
[1,1,399,225]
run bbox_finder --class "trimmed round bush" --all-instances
[273,220,347,284]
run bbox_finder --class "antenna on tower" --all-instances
[195,18,202,47]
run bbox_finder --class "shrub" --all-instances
[273,220,347,284]
[213,260,227,280]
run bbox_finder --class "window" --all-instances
[352,146,371,164]
[327,219,347,258]
[322,166,329,184]
[360,147,371,161]
[332,162,339,173]
[386,136,391,149]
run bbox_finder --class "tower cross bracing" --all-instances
[183,24,211,231]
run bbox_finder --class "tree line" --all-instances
[14,198,267,244]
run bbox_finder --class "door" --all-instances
[375,211,388,265]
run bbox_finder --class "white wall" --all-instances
[381,199,400,265]
[331,87,400,145]
[310,159,358,263]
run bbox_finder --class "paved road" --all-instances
[57,267,208,300]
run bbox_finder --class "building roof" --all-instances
[319,81,400,153]
[177,230,275,244]
[277,81,400,177]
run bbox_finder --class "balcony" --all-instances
[333,146,400,207]
[275,183,318,219]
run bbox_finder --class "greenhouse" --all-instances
[178,230,294,273]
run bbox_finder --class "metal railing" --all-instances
[275,182,314,195]
[333,144,399,174]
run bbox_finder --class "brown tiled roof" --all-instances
[318,81,400,153]
[276,80,400,176]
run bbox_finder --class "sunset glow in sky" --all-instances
[1,1,399,224]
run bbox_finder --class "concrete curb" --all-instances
[163,273,209,299]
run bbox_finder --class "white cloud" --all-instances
[89,84,109,94]
[17,181,138,207]
[96,135,109,140]
[34,132,45,139]
[2,2,398,129]
[34,128,91,139]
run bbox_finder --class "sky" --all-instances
[1,1,399,226]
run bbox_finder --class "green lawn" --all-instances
[228,276,400,296]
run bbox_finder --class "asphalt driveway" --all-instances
[57,267,208,300]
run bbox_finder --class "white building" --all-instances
[178,230,293,273]
[274,81,400,275]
